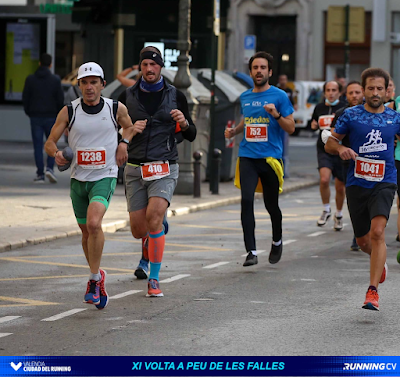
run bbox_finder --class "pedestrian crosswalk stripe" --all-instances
[160,274,190,283]
[307,231,326,237]
[0,316,20,324]
[241,250,266,257]
[283,239,296,246]
[203,262,230,269]
[110,290,142,299]
[0,333,12,338]
[41,309,87,322]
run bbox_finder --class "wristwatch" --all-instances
[274,113,282,120]
[181,119,190,131]
[120,138,130,145]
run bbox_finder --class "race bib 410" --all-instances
[140,161,170,181]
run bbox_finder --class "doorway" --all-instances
[252,15,297,85]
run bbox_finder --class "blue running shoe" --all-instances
[84,279,100,305]
[134,258,149,280]
[95,269,109,310]
[162,214,169,235]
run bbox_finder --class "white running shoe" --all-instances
[317,210,331,226]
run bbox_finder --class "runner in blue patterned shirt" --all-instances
[326,68,400,311]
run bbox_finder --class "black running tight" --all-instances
[239,157,282,251]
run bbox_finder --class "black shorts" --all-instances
[346,183,397,238]
[317,146,344,182]
[395,160,400,198]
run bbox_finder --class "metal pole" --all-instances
[209,0,218,193]
[344,4,350,80]
[193,151,203,198]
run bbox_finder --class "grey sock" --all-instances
[90,272,101,281]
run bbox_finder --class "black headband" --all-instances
[139,51,164,69]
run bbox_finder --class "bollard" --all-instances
[210,148,222,195]
[193,150,203,198]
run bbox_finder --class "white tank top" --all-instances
[68,97,118,182]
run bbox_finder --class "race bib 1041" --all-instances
[354,157,385,182]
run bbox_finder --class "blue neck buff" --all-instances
[326,98,339,106]
[140,76,164,92]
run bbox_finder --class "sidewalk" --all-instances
[0,162,318,252]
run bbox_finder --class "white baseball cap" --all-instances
[77,62,104,80]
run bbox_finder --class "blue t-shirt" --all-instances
[238,86,294,159]
[334,105,400,188]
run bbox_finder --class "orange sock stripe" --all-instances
[142,236,149,260]
[148,231,165,263]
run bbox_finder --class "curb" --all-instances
[0,179,318,253]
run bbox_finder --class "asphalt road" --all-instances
[1,184,399,356]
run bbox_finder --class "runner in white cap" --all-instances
[45,62,136,309]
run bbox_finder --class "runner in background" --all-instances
[225,51,294,267]
[311,81,347,230]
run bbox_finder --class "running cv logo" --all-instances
[359,129,387,153]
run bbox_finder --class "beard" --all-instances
[253,75,269,87]
[365,96,383,108]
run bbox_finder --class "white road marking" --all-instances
[110,290,142,299]
[250,301,266,304]
[241,250,267,257]
[283,240,296,246]
[41,308,87,322]
[160,274,191,283]
[301,279,316,282]
[295,199,304,203]
[0,316,21,324]
[194,298,214,301]
[307,231,326,237]
[0,333,12,338]
[203,262,230,269]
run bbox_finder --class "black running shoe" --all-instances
[269,243,283,264]
[243,252,258,267]
[350,237,360,251]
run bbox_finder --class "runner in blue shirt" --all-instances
[225,51,294,267]
[326,68,400,311]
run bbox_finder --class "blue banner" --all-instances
[0,357,399,376]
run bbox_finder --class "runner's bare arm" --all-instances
[263,103,295,134]
[325,131,357,160]
[224,118,244,139]
[116,102,134,167]
[117,102,135,140]
[44,106,69,164]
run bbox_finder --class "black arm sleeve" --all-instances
[176,89,197,142]
[330,107,345,130]
[118,90,127,106]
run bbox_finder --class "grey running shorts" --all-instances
[124,163,179,212]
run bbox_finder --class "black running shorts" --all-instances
[317,145,344,182]
[346,183,397,238]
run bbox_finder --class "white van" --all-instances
[291,81,324,135]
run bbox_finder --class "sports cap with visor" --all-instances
[77,62,104,80]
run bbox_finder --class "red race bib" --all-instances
[76,147,106,169]
[354,157,385,182]
[245,124,268,142]
[140,161,170,181]
[318,115,335,130]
